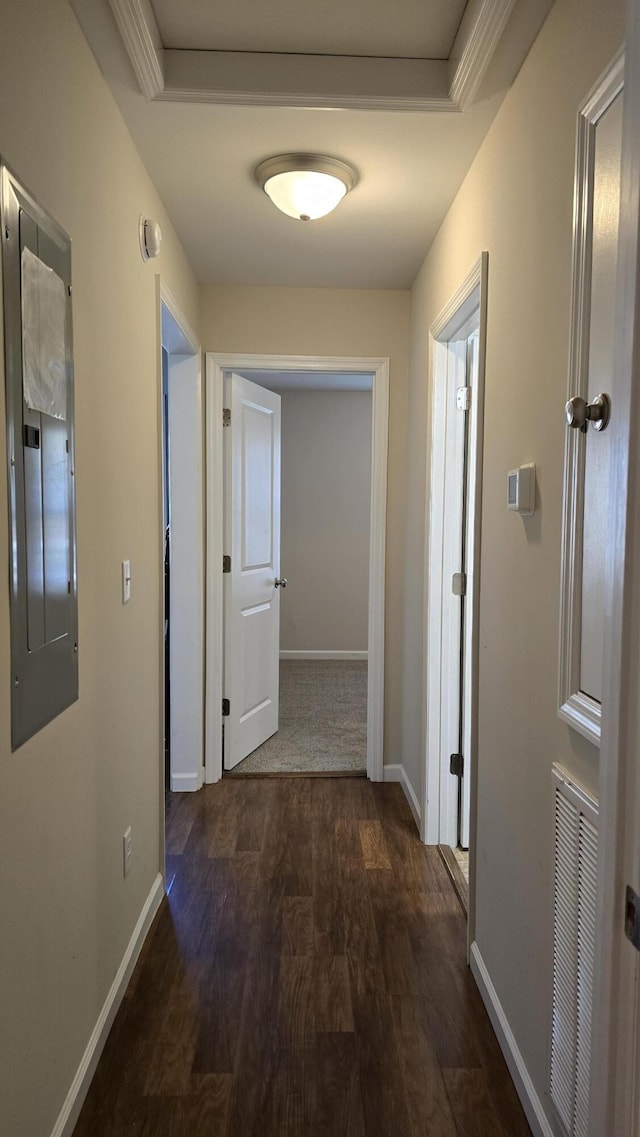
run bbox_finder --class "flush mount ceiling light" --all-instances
[254,154,358,221]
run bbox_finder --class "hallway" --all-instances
[72,778,531,1137]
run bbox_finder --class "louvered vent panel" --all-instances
[549,768,598,1137]
[574,815,598,1137]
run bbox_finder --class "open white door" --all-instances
[460,328,479,849]
[440,322,479,850]
[425,260,486,852]
[439,337,468,848]
[223,374,282,770]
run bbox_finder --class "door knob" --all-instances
[275,577,287,588]
[565,393,611,432]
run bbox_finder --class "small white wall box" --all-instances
[507,463,536,515]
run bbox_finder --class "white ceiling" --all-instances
[152,0,467,59]
[234,370,373,392]
[73,0,554,290]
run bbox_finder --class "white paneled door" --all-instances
[559,58,623,746]
[223,374,282,770]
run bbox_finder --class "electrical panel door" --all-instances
[1,162,78,748]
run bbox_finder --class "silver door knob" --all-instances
[275,577,287,588]
[565,393,611,432]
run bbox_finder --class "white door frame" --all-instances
[422,254,488,923]
[158,280,204,793]
[589,2,640,1129]
[205,352,389,784]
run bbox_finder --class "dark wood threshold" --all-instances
[438,844,469,915]
[224,768,367,779]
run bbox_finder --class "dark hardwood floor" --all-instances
[72,777,532,1137]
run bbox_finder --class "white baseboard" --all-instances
[51,873,165,1137]
[279,650,368,660]
[170,768,204,792]
[383,764,421,830]
[470,942,555,1137]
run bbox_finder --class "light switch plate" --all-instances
[507,463,536,515]
[122,560,131,604]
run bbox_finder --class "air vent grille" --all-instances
[549,767,598,1137]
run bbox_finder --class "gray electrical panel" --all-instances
[1,161,78,749]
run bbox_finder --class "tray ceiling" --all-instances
[106,0,519,110]
[151,0,468,60]
[72,0,555,288]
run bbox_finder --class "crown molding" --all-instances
[160,49,455,112]
[108,0,164,99]
[155,87,458,112]
[449,0,515,108]
[109,0,515,112]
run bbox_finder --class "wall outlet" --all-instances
[123,826,132,877]
[122,559,131,604]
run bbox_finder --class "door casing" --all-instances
[204,352,389,784]
[422,253,488,943]
[159,282,204,796]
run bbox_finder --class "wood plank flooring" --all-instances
[72,778,532,1137]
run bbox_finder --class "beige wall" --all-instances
[201,286,411,762]
[0,1,199,1134]
[0,0,624,1132]
[278,389,371,653]
[407,0,624,1118]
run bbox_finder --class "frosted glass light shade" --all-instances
[264,170,347,220]
[255,154,358,221]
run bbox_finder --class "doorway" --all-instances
[205,353,389,784]
[423,255,488,921]
[224,368,373,775]
[159,284,204,797]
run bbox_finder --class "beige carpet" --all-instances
[230,659,367,774]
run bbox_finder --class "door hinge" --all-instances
[625,885,640,950]
[223,554,231,573]
[457,386,472,411]
[452,571,467,597]
[223,408,231,427]
[450,753,464,777]
[222,698,230,716]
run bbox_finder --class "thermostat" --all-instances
[507,463,536,515]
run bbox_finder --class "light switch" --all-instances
[122,559,131,604]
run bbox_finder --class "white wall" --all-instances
[278,389,372,654]
[200,285,410,765]
[406,0,625,1122]
[0,2,200,1134]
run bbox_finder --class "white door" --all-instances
[223,374,282,770]
[440,320,479,850]
[559,65,623,747]
[459,328,479,849]
[440,338,468,848]
[590,5,640,1128]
